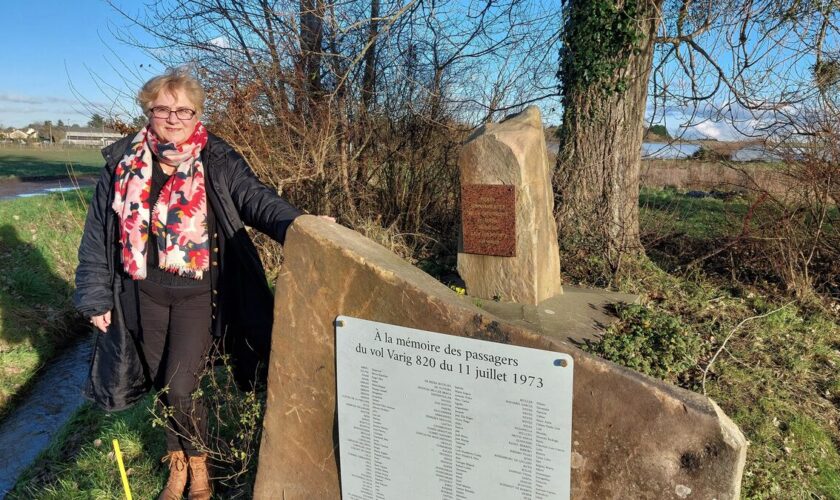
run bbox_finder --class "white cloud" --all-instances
[208,36,231,49]
[647,100,767,141]
[0,93,78,105]
[679,120,749,141]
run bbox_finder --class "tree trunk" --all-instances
[555,0,662,276]
[261,0,290,116]
[362,0,380,111]
[299,0,324,99]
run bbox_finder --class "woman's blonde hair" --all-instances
[137,67,205,116]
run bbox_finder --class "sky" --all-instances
[0,1,799,140]
[0,1,156,128]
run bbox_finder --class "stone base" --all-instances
[476,286,640,345]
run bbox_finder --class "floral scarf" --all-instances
[112,122,210,280]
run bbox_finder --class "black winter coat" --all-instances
[74,133,300,411]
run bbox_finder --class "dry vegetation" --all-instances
[98,0,559,266]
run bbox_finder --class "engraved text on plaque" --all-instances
[461,184,516,257]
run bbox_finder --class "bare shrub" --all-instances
[101,0,558,266]
[204,77,466,261]
[151,344,265,497]
[665,146,840,302]
[347,214,415,261]
[748,135,840,300]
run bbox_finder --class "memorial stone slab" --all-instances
[457,106,562,305]
[253,216,746,499]
[335,316,574,499]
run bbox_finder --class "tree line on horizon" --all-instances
[0,114,146,142]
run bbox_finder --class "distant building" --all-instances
[63,128,124,146]
[6,128,39,141]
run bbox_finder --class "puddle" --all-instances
[550,141,784,163]
[548,142,703,159]
[731,146,779,162]
[641,142,700,159]
[0,177,96,201]
[0,335,92,497]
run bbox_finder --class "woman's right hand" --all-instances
[91,311,112,333]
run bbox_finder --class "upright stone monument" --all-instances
[457,106,562,305]
[253,216,746,499]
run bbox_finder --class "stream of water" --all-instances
[0,336,92,498]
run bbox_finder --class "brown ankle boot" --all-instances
[158,450,187,500]
[187,453,212,500]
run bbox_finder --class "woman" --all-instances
[74,68,301,500]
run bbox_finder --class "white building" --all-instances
[63,130,124,146]
[6,128,39,141]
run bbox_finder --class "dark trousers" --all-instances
[137,279,213,456]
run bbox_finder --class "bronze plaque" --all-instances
[461,184,516,257]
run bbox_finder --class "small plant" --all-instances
[586,303,704,382]
[150,346,265,497]
[418,254,458,280]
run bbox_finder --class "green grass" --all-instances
[0,147,103,179]
[9,398,169,499]
[639,187,747,240]
[0,190,90,417]
[640,186,840,243]
[13,365,265,498]
[596,188,840,498]
[598,260,840,498]
[707,305,840,497]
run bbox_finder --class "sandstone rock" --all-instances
[254,216,746,499]
[457,106,562,305]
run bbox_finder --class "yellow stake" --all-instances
[112,439,133,500]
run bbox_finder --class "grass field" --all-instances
[640,187,747,239]
[0,147,103,179]
[6,186,839,498]
[0,190,89,419]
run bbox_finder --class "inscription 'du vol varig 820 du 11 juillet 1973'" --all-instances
[335,316,574,500]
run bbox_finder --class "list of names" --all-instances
[336,316,573,500]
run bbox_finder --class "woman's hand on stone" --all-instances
[91,311,112,333]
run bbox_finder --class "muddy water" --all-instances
[0,177,96,201]
[0,336,92,497]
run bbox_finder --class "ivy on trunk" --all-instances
[555,0,663,280]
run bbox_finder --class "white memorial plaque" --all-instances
[336,316,573,500]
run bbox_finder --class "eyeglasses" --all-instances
[149,106,197,120]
